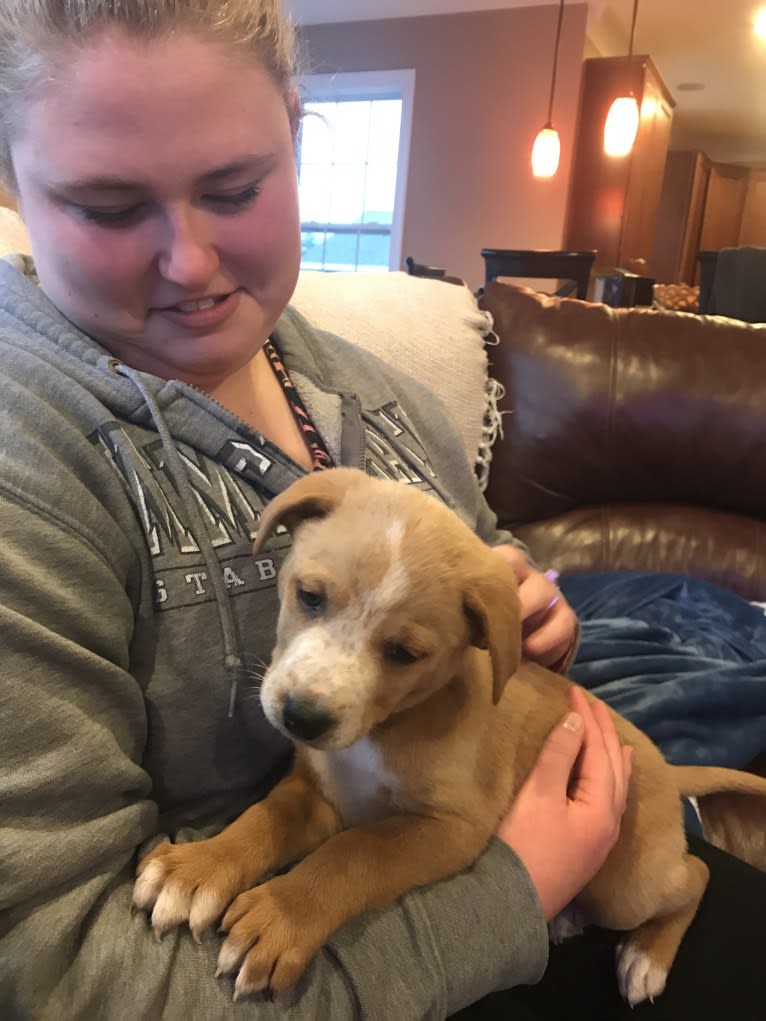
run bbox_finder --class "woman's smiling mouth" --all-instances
[174,296,226,313]
[159,290,241,328]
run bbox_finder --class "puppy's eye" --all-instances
[383,642,420,666]
[296,586,325,615]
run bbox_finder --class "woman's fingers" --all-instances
[522,595,578,667]
[518,569,560,632]
[497,688,634,920]
[567,687,633,813]
[520,706,586,796]
[488,548,578,670]
[590,698,628,809]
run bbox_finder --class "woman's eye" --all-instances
[383,642,420,666]
[207,185,260,211]
[73,185,259,227]
[75,204,145,228]
[297,586,325,615]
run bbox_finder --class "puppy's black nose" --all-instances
[281,696,335,741]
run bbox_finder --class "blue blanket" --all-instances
[559,572,766,769]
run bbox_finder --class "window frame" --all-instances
[297,69,415,272]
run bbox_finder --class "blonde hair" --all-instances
[0,0,299,189]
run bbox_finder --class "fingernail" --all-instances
[562,712,583,733]
[546,594,560,611]
[545,569,560,583]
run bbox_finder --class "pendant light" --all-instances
[531,0,565,178]
[603,0,640,157]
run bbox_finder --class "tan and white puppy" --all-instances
[133,467,766,1004]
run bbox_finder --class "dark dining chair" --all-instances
[404,256,447,279]
[480,248,596,300]
[697,247,766,322]
[696,251,718,314]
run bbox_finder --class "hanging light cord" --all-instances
[545,0,565,125]
[627,0,639,57]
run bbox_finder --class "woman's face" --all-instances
[10,30,302,388]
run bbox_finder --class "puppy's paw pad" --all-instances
[616,940,668,1006]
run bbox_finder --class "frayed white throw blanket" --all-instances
[291,271,499,483]
[0,206,30,257]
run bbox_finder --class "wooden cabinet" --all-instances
[653,154,766,283]
[697,162,749,253]
[653,150,710,285]
[739,168,766,246]
[564,56,674,277]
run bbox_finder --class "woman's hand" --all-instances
[496,686,633,921]
[490,545,577,669]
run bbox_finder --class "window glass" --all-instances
[297,78,411,273]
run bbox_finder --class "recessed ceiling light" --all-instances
[755,8,766,37]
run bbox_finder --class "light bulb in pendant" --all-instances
[531,124,561,178]
[603,95,639,157]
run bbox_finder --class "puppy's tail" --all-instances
[674,767,766,796]
[672,765,766,872]
[672,764,766,798]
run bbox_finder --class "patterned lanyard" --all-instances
[263,338,334,471]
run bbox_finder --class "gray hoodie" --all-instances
[0,257,548,1020]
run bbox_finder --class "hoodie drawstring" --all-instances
[115,362,243,717]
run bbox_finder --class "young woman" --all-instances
[0,3,761,1019]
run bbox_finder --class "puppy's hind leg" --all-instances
[616,852,709,1007]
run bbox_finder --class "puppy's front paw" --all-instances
[216,875,329,999]
[616,936,669,1006]
[133,839,256,942]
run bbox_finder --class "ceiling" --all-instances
[285,0,766,164]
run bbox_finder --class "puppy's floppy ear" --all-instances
[462,564,522,704]
[253,467,367,554]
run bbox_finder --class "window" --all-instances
[297,70,415,273]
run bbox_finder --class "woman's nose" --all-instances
[157,207,219,287]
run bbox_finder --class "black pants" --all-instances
[451,836,766,1021]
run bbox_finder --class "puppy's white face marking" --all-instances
[357,516,410,621]
[261,514,420,748]
[307,738,395,826]
[260,623,380,748]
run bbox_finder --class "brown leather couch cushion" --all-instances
[479,283,766,599]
